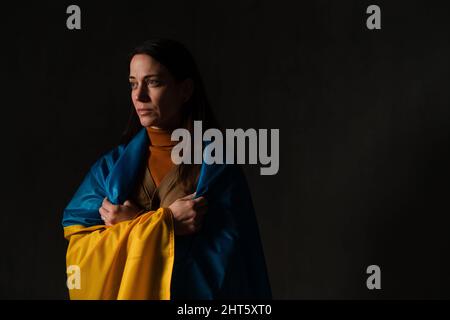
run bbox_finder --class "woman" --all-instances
[62,39,271,300]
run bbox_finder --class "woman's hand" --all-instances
[168,192,208,235]
[99,197,142,226]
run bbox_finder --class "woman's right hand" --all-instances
[168,192,208,235]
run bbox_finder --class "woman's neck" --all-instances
[146,126,177,147]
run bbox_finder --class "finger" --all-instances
[192,195,206,203]
[192,217,203,231]
[124,200,139,209]
[186,219,198,232]
[193,197,208,207]
[102,197,115,211]
[100,205,110,215]
[180,192,196,200]
[106,200,120,213]
[99,206,109,217]
[123,200,132,206]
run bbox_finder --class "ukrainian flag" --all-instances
[62,128,271,300]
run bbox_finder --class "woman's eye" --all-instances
[147,79,161,87]
[129,82,137,90]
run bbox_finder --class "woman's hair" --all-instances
[122,38,219,190]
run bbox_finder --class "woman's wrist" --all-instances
[163,207,174,217]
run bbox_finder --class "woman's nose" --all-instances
[136,84,150,102]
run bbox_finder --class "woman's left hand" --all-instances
[99,197,142,226]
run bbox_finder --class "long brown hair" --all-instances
[121,38,220,190]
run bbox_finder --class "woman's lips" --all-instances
[137,109,154,115]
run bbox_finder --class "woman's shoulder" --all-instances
[89,143,127,173]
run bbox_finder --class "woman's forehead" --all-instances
[130,54,166,75]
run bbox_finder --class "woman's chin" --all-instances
[139,117,159,128]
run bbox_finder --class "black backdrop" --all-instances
[1,0,450,299]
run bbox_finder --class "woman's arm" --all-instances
[99,197,143,226]
[100,193,208,235]
[167,192,208,235]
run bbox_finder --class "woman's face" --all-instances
[129,54,191,129]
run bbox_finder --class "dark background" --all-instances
[1,0,449,299]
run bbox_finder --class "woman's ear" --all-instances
[181,78,194,103]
